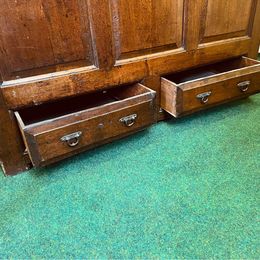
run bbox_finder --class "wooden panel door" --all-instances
[199,0,257,45]
[111,0,184,60]
[0,0,94,81]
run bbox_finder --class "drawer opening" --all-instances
[163,57,259,84]
[16,83,151,126]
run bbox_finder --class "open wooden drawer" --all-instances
[161,57,260,117]
[15,83,156,167]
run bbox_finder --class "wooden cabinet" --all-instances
[0,0,259,175]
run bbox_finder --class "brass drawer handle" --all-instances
[237,81,250,92]
[61,131,82,147]
[119,114,137,127]
[197,91,212,104]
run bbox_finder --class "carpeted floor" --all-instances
[0,93,259,259]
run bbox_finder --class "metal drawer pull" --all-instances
[197,91,212,104]
[120,114,137,127]
[237,81,250,92]
[61,131,82,147]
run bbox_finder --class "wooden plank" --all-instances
[161,77,178,117]
[88,0,115,70]
[179,58,260,90]
[184,0,205,50]
[141,76,161,118]
[0,90,29,175]
[1,62,147,108]
[148,37,251,75]
[248,0,260,58]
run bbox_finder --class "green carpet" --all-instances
[1,94,259,259]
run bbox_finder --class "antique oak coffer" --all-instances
[0,0,260,175]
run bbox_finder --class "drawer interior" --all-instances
[163,57,259,84]
[17,83,151,126]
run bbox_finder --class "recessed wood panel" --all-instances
[111,0,184,60]
[200,0,256,43]
[0,0,93,80]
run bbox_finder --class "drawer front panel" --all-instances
[24,100,155,166]
[182,72,260,113]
